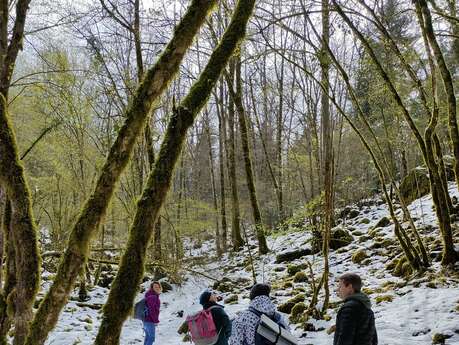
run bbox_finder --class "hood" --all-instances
[346,292,371,309]
[250,295,276,315]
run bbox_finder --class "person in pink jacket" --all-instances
[144,281,162,345]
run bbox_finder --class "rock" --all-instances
[375,294,394,304]
[374,216,390,228]
[293,272,308,283]
[359,218,371,224]
[213,277,235,293]
[330,228,354,250]
[274,266,286,272]
[348,209,360,219]
[278,294,305,314]
[432,333,452,344]
[160,281,173,293]
[287,263,308,276]
[275,248,312,263]
[289,302,307,323]
[400,167,430,204]
[224,294,238,304]
[352,249,368,264]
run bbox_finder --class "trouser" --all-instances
[143,322,156,345]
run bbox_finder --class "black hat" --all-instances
[199,290,212,305]
[250,283,271,300]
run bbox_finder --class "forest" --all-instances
[0,0,458,344]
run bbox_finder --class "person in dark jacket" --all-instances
[334,273,378,345]
[144,281,162,345]
[199,290,232,345]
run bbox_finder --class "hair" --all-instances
[151,281,162,290]
[339,273,362,292]
[249,283,271,300]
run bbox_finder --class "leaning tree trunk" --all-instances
[94,0,257,343]
[228,57,269,254]
[25,1,217,344]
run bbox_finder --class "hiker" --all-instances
[229,283,289,345]
[144,281,162,345]
[197,289,232,345]
[334,273,378,345]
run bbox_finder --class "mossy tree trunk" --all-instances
[416,0,459,195]
[226,60,244,251]
[0,1,41,344]
[216,82,228,252]
[0,98,40,345]
[205,112,222,256]
[0,200,15,345]
[94,0,257,341]
[25,1,218,344]
[229,57,269,254]
[320,0,333,314]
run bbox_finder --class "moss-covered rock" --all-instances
[374,216,391,228]
[432,332,452,344]
[289,302,307,323]
[287,263,307,276]
[278,294,305,314]
[375,294,394,304]
[352,249,368,264]
[392,256,413,278]
[359,218,371,224]
[330,228,354,250]
[293,271,308,283]
[400,167,430,204]
[275,248,312,263]
[224,294,239,304]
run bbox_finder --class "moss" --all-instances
[293,272,308,283]
[399,168,430,204]
[287,263,307,276]
[362,287,374,295]
[329,228,354,250]
[359,218,371,224]
[374,216,390,228]
[282,281,293,289]
[352,249,368,264]
[432,333,451,344]
[375,295,394,304]
[224,294,238,304]
[289,302,306,323]
[278,294,305,314]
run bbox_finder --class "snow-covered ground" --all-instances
[44,185,459,345]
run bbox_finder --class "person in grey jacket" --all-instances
[229,284,288,345]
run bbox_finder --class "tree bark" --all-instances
[94,0,256,342]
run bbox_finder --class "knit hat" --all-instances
[249,283,271,300]
[199,290,213,305]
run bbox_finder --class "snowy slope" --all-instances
[44,184,459,345]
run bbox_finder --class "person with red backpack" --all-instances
[187,289,232,345]
[143,281,162,345]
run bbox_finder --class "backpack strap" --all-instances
[248,307,282,344]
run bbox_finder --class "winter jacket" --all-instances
[334,292,378,345]
[145,290,160,323]
[229,295,288,345]
[202,302,232,345]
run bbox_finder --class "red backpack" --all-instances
[186,306,220,345]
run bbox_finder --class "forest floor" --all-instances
[44,185,459,345]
